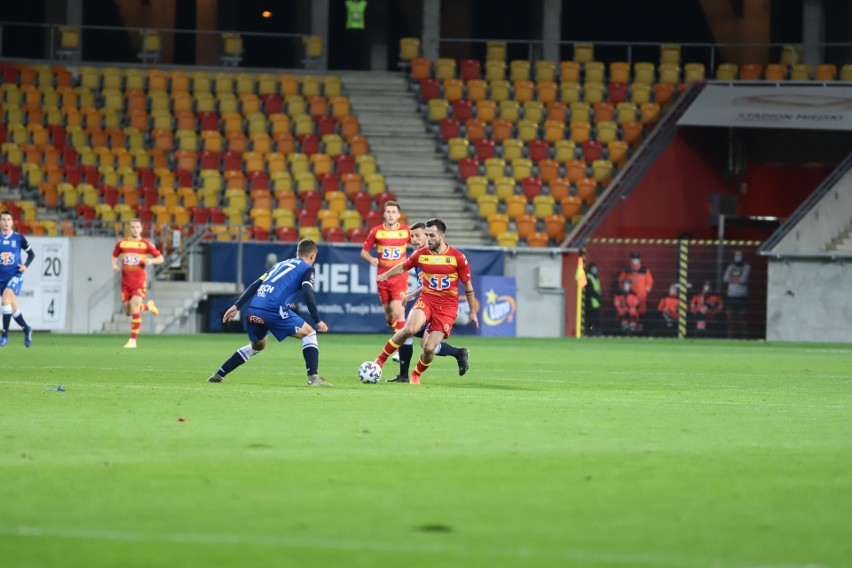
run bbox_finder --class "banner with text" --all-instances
[16,237,70,330]
[207,243,504,333]
[677,85,852,131]
[475,276,517,337]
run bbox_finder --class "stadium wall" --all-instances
[767,259,852,343]
[65,237,119,334]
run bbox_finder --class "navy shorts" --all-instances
[0,274,23,296]
[244,306,306,343]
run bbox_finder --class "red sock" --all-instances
[376,338,400,367]
[140,303,149,313]
[130,316,142,340]
[393,320,404,331]
[412,355,432,377]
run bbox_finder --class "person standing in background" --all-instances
[723,250,750,339]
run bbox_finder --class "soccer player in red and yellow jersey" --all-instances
[111,219,163,348]
[360,201,413,380]
[374,218,478,384]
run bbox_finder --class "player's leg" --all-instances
[124,294,144,348]
[410,330,446,384]
[7,286,33,347]
[376,307,424,369]
[292,321,331,386]
[388,295,414,381]
[208,315,269,382]
[0,285,12,346]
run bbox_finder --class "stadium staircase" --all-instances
[341,71,488,245]
[827,221,852,252]
[100,280,239,334]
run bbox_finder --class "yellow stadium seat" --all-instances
[477,194,499,218]
[494,176,516,199]
[584,61,605,84]
[511,159,533,181]
[466,176,488,200]
[435,58,457,80]
[573,43,594,63]
[684,63,706,83]
[487,42,507,61]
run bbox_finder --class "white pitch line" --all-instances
[0,380,847,410]
[0,525,830,568]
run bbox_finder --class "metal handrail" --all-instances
[562,82,706,250]
[153,225,210,278]
[758,151,852,255]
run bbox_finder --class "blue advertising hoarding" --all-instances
[207,243,504,333]
[476,276,517,337]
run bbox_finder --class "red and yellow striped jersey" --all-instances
[112,238,161,281]
[404,245,471,301]
[362,224,410,275]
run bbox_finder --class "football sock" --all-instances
[218,344,260,377]
[302,332,319,375]
[130,315,142,340]
[140,303,149,313]
[376,338,400,367]
[413,355,432,377]
[2,305,11,333]
[399,341,413,377]
[12,311,29,329]
[436,342,459,357]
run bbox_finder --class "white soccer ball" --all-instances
[358,361,382,384]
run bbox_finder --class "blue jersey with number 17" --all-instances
[249,257,315,312]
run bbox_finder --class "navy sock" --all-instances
[398,343,413,377]
[303,346,319,375]
[218,351,246,377]
[13,312,29,329]
[2,313,10,334]
[437,342,459,357]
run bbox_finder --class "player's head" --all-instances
[127,218,142,238]
[297,239,319,264]
[630,251,641,266]
[410,222,426,248]
[424,218,447,253]
[0,210,13,234]
[383,201,401,227]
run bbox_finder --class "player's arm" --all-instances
[360,248,379,267]
[222,277,263,323]
[111,242,122,272]
[377,262,406,282]
[462,280,479,329]
[360,230,379,266]
[18,236,34,272]
[300,268,328,332]
[144,241,165,265]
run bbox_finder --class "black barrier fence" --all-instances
[582,239,765,339]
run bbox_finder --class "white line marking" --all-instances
[0,526,829,568]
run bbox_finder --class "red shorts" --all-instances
[412,296,457,338]
[377,273,407,305]
[121,279,147,302]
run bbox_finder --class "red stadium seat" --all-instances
[460,59,481,81]
[475,139,496,160]
[323,226,345,243]
[527,139,549,162]
[582,140,603,162]
[365,210,383,229]
[458,157,480,180]
[347,227,369,243]
[521,177,543,200]
[419,78,440,101]
[301,190,322,215]
[275,226,299,242]
[450,99,473,122]
[439,118,460,141]
[298,209,317,227]
[353,191,372,218]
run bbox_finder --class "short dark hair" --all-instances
[0,210,12,219]
[410,222,426,231]
[297,239,318,257]
[384,200,400,211]
[425,218,446,234]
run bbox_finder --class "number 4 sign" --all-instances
[16,238,69,330]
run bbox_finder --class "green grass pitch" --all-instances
[1,333,850,568]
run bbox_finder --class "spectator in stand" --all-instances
[657,283,681,336]
[690,281,725,337]
[618,251,653,320]
[723,250,750,339]
[613,279,640,335]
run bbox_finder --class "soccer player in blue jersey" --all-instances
[207,239,332,386]
[0,210,35,347]
[385,222,469,382]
